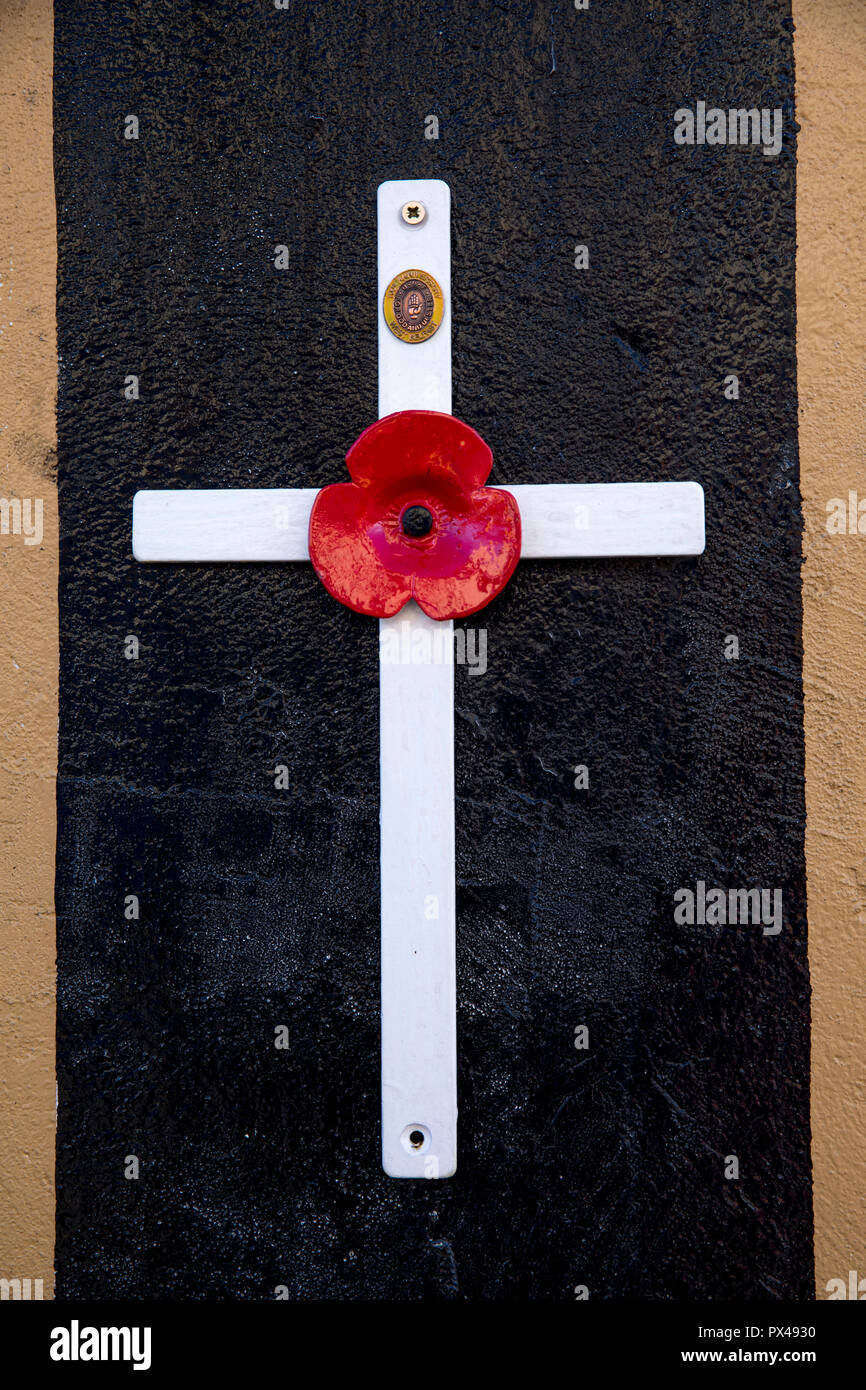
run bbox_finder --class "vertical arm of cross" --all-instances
[377,179,456,1178]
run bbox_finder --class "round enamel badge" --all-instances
[383,268,444,344]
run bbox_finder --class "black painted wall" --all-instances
[54,0,809,1299]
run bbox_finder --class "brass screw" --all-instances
[401,200,427,227]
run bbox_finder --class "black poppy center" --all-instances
[401,505,434,538]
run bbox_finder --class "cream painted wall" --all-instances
[795,0,866,1301]
[0,0,57,1297]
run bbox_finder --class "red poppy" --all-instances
[308,410,522,620]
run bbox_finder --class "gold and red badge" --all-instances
[383,268,444,344]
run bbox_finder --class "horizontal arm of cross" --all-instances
[132,480,705,563]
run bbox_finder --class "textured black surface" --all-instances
[54,0,810,1299]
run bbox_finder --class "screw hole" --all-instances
[400,1123,431,1155]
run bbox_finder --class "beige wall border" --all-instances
[796,0,866,1299]
[0,0,57,1296]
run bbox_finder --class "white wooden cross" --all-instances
[132,179,705,1178]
